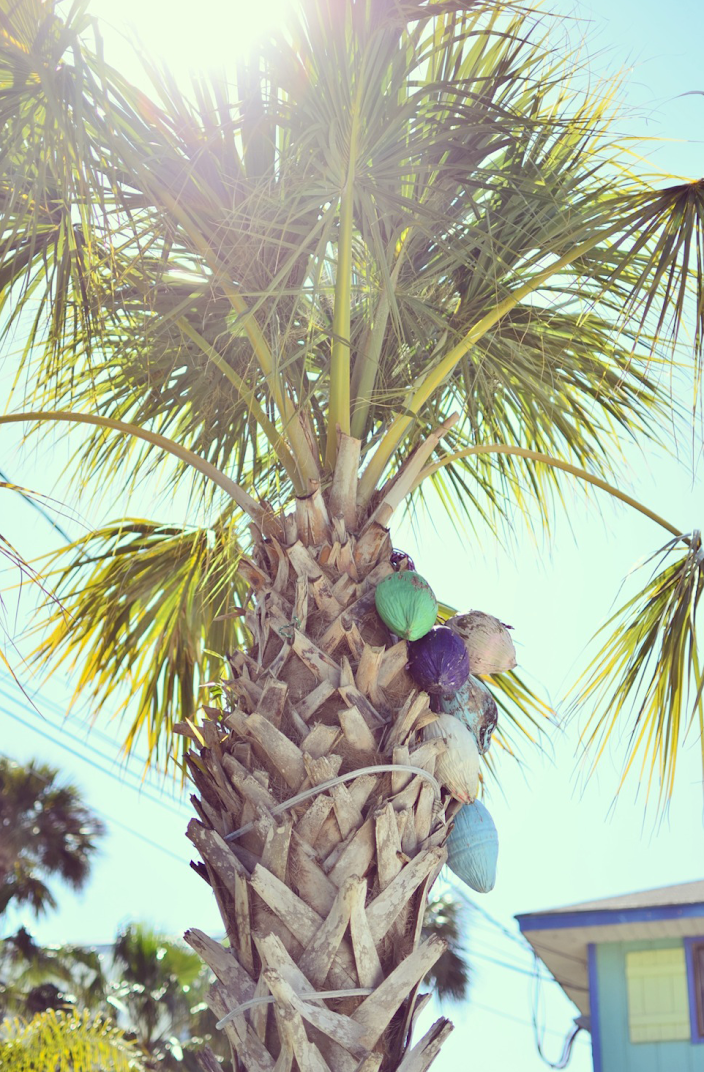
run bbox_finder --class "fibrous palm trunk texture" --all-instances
[183,444,459,1072]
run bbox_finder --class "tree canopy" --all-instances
[0,0,702,806]
[0,757,104,918]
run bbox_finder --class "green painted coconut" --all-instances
[374,570,438,641]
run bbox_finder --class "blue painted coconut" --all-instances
[440,675,498,755]
[446,799,498,893]
[374,570,438,641]
[407,626,470,699]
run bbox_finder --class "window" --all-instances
[625,948,690,1043]
[684,937,704,1043]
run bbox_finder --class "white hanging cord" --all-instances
[216,987,374,1029]
[224,764,441,842]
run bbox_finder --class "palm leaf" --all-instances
[422,894,471,1003]
[570,533,704,807]
[31,514,250,767]
[0,1008,144,1072]
[1,0,703,804]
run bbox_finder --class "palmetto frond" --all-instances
[571,533,704,806]
[422,894,471,1002]
[1,0,703,794]
[0,1008,144,1072]
[2,2,691,503]
[32,516,250,765]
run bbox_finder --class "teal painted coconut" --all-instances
[374,570,438,641]
[446,799,498,893]
[440,675,498,755]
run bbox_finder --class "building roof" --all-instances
[515,879,704,1018]
[524,879,704,916]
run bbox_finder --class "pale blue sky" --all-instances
[2,3,704,1071]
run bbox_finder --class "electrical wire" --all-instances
[90,805,187,865]
[468,999,581,1041]
[0,672,176,782]
[448,931,589,993]
[453,886,529,949]
[453,884,587,967]
[467,945,553,981]
[0,667,153,766]
[446,882,586,991]
[0,468,74,543]
[531,954,585,1068]
[1,694,190,820]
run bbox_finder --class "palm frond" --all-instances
[487,670,555,760]
[0,1008,144,1072]
[570,533,704,807]
[31,515,250,768]
[422,894,470,1003]
[573,179,704,381]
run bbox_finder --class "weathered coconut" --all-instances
[446,799,498,893]
[423,713,479,803]
[446,610,517,675]
[407,626,470,700]
[374,570,438,641]
[440,675,498,755]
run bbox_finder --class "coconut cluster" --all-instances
[374,558,516,893]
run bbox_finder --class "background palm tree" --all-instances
[109,923,231,1071]
[1,0,704,1069]
[0,757,104,919]
[0,923,231,1069]
[0,1007,144,1072]
[0,925,107,1020]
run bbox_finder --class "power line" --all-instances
[0,671,191,812]
[468,999,580,1041]
[451,881,589,973]
[0,668,152,766]
[1,702,190,821]
[91,805,187,866]
[0,469,73,543]
[0,683,191,812]
[470,947,587,990]
[453,885,528,949]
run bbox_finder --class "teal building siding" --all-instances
[595,939,704,1072]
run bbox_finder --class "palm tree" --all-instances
[110,923,231,1071]
[1,0,703,1069]
[0,924,233,1070]
[0,1008,144,1072]
[0,926,106,1019]
[0,758,104,919]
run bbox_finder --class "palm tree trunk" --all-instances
[183,450,456,1072]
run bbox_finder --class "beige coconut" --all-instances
[422,713,480,803]
[446,610,517,675]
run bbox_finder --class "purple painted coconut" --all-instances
[407,625,470,699]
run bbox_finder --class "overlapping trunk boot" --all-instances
[183,486,458,1072]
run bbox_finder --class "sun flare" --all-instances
[88,0,297,72]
